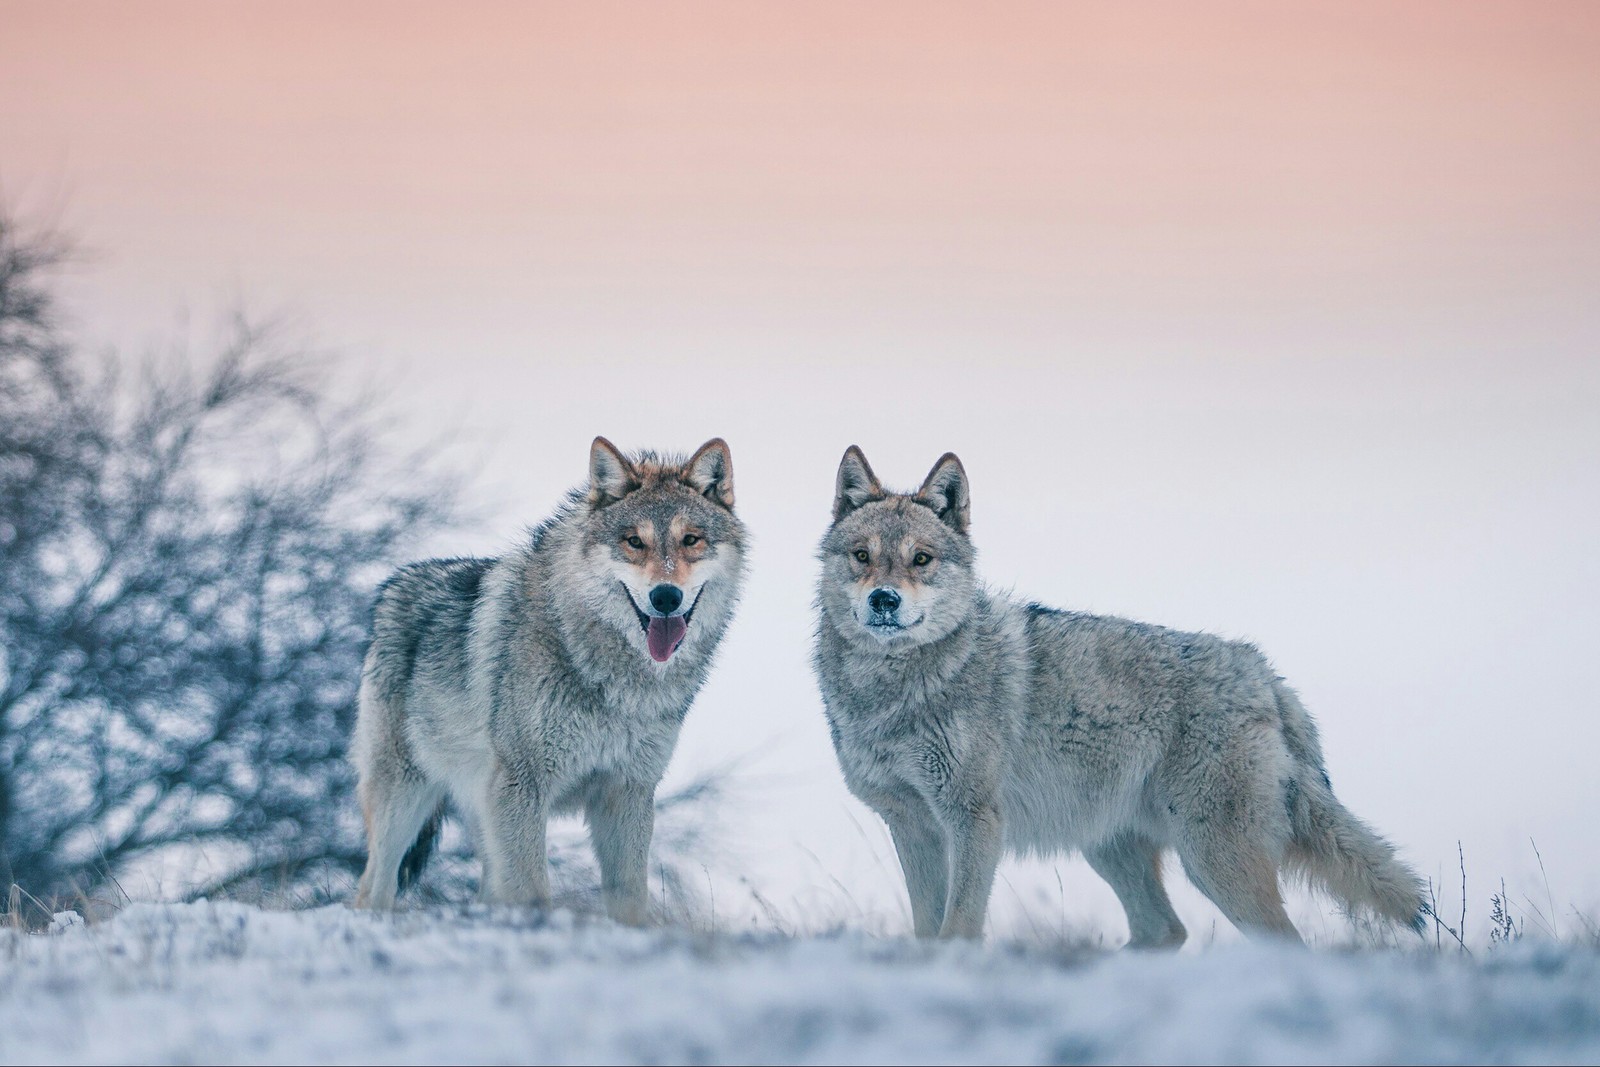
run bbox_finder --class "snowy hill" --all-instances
[3,902,1599,1064]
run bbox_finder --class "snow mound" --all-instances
[2,901,1598,1064]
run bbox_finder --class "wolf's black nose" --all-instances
[649,584,684,615]
[868,588,901,615]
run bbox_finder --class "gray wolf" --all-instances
[813,446,1423,944]
[353,437,745,922]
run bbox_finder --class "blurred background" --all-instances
[2,1,1596,942]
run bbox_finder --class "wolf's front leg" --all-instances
[874,790,949,938]
[482,759,550,907]
[585,776,654,926]
[938,800,1003,940]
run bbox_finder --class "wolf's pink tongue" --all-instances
[646,615,688,663]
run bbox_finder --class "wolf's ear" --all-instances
[834,445,884,522]
[588,436,639,507]
[915,452,970,534]
[684,438,735,509]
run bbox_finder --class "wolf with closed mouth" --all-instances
[352,437,745,921]
[813,446,1423,945]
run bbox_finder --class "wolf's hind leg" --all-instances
[585,775,654,926]
[1177,833,1301,943]
[354,767,445,910]
[1085,834,1186,950]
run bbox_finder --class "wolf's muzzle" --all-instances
[867,588,901,616]
[649,583,683,615]
[622,583,704,663]
[864,586,910,633]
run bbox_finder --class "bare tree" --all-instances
[0,212,458,912]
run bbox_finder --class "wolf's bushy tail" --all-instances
[1275,684,1426,933]
[397,803,445,896]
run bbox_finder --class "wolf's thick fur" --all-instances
[813,447,1423,945]
[352,437,745,921]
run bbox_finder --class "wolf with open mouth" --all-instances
[352,437,745,921]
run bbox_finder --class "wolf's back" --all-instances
[365,557,496,706]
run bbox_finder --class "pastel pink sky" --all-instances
[7,2,1599,343]
[4,2,1598,936]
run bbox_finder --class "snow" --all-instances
[3,902,1598,1065]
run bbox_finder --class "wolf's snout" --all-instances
[649,584,684,616]
[867,588,901,615]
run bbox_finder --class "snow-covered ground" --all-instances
[3,903,1599,1065]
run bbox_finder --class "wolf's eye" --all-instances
[913,551,933,567]
[682,534,701,547]
[625,535,646,550]
[853,549,870,563]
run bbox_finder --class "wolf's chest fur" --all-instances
[508,654,697,785]
[820,598,1025,786]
